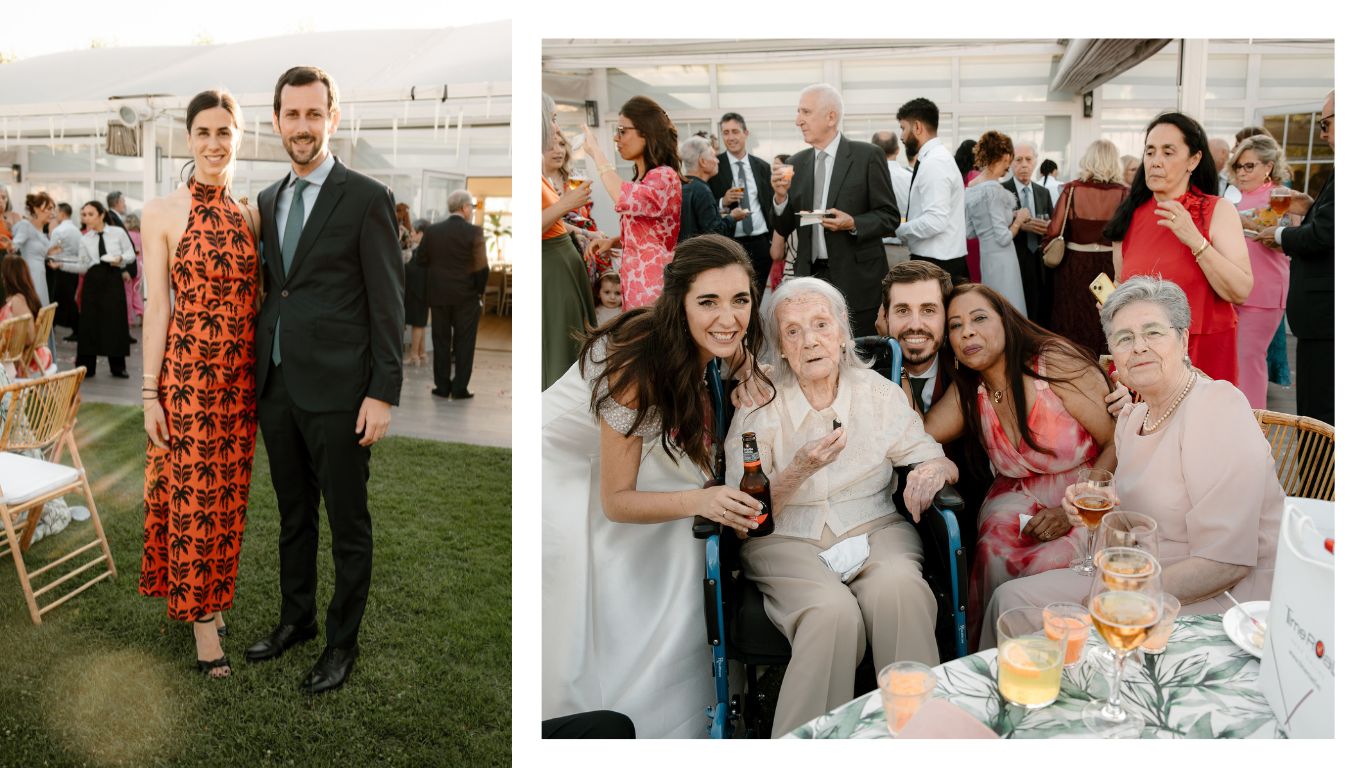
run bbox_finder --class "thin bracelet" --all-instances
[1191,239,1211,259]
[597,163,616,176]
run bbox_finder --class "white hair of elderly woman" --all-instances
[1098,275,1193,340]
[761,276,870,387]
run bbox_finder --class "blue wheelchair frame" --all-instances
[697,338,968,738]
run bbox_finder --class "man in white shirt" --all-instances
[892,98,968,283]
[872,130,913,268]
[47,202,84,340]
[708,112,776,292]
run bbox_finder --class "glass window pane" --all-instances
[608,66,710,112]
[717,62,825,110]
[1101,53,1179,102]
[841,59,951,107]
[1202,108,1245,145]
[1257,54,1334,101]
[1101,106,1178,159]
[1206,54,1248,101]
[960,57,1052,103]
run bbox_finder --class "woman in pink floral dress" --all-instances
[925,283,1116,649]
[582,96,682,309]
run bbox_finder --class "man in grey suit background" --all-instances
[771,83,898,337]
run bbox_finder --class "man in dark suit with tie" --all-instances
[772,84,899,338]
[1258,89,1334,425]
[880,259,987,567]
[418,189,489,400]
[709,113,776,292]
[246,66,405,694]
[1001,142,1053,327]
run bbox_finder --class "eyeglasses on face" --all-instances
[1231,162,1263,173]
[1317,114,1333,133]
[1108,325,1176,353]
[613,126,637,139]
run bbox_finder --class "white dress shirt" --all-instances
[725,152,769,236]
[895,137,966,261]
[276,152,337,247]
[78,225,136,275]
[775,132,843,263]
[725,366,945,541]
[51,219,84,271]
[885,160,914,246]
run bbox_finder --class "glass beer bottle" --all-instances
[739,432,775,537]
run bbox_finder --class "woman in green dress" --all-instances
[542,92,596,390]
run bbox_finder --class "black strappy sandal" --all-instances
[195,615,231,677]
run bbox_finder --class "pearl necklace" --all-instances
[1142,371,1196,432]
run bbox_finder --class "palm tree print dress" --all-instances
[139,177,258,621]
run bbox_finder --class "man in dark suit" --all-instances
[771,85,899,337]
[709,112,776,292]
[246,66,404,694]
[1258,89,1334,425]
[1001,142,1053,327]
[418,190,489,400]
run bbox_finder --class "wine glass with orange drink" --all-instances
[1083,547,1162,737]
[1071,468,1115,575]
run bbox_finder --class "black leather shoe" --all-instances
[245,621,318,662]
[111,370,130,379]
[452,390,474,400]
[431,388,451,398]
[302,645,358,694]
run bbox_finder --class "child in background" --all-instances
[594,271,623,326]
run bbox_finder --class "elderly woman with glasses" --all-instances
[979,277,1283,643]
[1228,135,1293,408]
[724,276,957,737]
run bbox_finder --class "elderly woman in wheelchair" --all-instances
[723,277,957,737]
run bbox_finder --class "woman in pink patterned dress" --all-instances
[582,96,682,309]
[925,283,1115,650]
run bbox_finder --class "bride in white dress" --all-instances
[965,131,1031,315]
[542,235,770,738]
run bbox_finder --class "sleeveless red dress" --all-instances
[139,178,258,621]
[1119,190,1238,384]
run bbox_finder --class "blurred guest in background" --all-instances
[541,93,596,390]
[1229,135,1291,409]
[965,131,1031,314]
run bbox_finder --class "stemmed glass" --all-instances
[1071,468,1115,575]
[1089,511,1159,670]
[1083,547,1163,738]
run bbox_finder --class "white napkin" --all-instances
[1018,514,1034,536]
[818,534,870,583]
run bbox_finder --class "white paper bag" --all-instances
[1257,499,1334,738]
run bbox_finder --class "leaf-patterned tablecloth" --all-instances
[786,614,1282,739]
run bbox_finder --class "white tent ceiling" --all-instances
[0,23,511,129]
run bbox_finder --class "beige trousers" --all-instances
[741,513,939,737]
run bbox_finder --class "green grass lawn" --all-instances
[0,403,511,767]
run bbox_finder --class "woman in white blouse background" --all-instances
[75,200,135,377]
[724,276,957,737]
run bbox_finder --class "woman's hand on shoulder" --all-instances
[730,362,774,408]
[1105,369,1134,417]
[695,484,763,534]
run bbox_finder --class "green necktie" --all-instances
[273,179,310,365]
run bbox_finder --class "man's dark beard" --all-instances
[903,136,920,161]
[899,330,940,367]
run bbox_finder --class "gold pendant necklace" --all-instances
[991,389,1004,404]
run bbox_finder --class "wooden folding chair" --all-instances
[23,303,56,375]
[0,368,117,624]
[1252,409,1335,501]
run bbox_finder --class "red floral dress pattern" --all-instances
[967,359,1099,648]
[139,178,258,621]
[616,166,681,309]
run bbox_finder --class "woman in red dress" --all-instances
[1103,113,1251,384]
[138,90,259,679]
[581,96,682,309]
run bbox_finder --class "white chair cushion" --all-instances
[0,452,81,505]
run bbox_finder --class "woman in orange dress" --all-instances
[138,90,259,679]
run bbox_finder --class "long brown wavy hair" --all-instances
[945,283,1110,479]
[578,234,769,471]
[618,96,680,182]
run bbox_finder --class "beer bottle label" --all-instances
[743,442,760,464]
[754,500,769,526]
